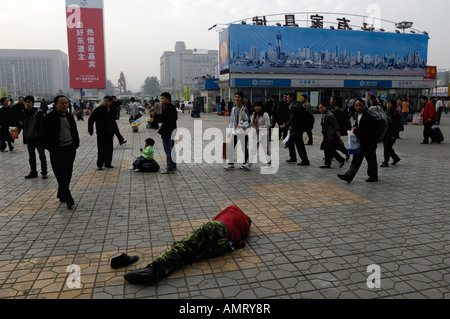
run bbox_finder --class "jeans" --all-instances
[162,138,176,171]
[402,112,409,125]
[27,141,47,174]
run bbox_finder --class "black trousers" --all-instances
[288,131,309,164]
[49,145,76,202]
[96,133,114,168]
[423,121,434,143]
[343,146,378,182]
[323,138,345,166]
[383,137,400,163]
[0,128,14,151]
[27,141,48,174]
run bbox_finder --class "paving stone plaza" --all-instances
[0,110,449,300]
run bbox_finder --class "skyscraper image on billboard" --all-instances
[226,24,428,76]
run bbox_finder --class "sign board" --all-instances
[424,66,437,80]
[221,24,428,77]
[184,87,191,101]
[66,0,106,89]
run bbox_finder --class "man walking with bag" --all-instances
[338,99,378,184]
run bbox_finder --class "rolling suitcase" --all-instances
[431,125,444,143]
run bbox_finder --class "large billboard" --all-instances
[220,24,428,76]
[66,0,106,89]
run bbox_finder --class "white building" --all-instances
[0,49,69,97]
[160,42,219,96]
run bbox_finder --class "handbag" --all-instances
[282,133,291,149]
[24,110,42,140]
[9,127,19,140]
[347,131,361,155]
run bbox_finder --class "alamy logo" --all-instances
[66,264,81,289]
[172,122,280,175]
[366,264,381,289]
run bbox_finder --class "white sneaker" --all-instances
[240,163,251,171]
[134,169,141,172]
[224,164,235,171]
[10,147,17,152]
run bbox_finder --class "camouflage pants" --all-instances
[153,220,230,278]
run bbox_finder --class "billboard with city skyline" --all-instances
[222,24,429,76]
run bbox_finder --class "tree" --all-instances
[141,76,160,96]
[106,80,116,95]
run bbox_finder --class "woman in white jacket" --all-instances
[241,101,271,171]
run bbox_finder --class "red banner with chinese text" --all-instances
[66,1,106,89]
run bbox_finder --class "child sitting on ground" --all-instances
[132,138,160,172]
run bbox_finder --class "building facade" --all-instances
[218,24,436,109]
[0,49,69,98]
[160,42,219,98]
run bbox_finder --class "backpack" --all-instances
[332,108,351,136]
[304,109,315,130]
[367,105,391,143]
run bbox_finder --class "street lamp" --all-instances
[395,21,413,33]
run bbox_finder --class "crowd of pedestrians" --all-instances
[223,91,445,185]
[0,91,446,210]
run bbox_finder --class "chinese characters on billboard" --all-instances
[220,24,429,77]
[66,0,106,89]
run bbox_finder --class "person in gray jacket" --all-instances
[224,92,250,171]
[318,102,346,169]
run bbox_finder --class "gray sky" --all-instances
[2,0,449,92]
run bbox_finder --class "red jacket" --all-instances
[213,206,251,247]
[422,101,438,123]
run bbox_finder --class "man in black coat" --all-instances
[158,92,178,174]
[280,93,310,166]
[39,95,80,209]
[0,97,16,152]
[88,96,116,170]
[338,99,378,184]
[23,96,48,179]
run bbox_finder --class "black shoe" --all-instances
[366,178,379,183]
[421,141,429,145]
[111,253,139,269]
[338,174,352,184]
[105,166,114,169]
[66,199,75,209]
[25,172,38,179]
[286,159,297,163]
[41,172,48,179]
[320,165,331,169]
[124,264,157,284]
[97,167,103,171]
[339,160,345,168]
[380,163,389,168]
[297,162,310,166]
[392,158,401,165]
[119,140,127,145]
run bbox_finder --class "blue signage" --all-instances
[230,79,292,88]
[344,80,393,88]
